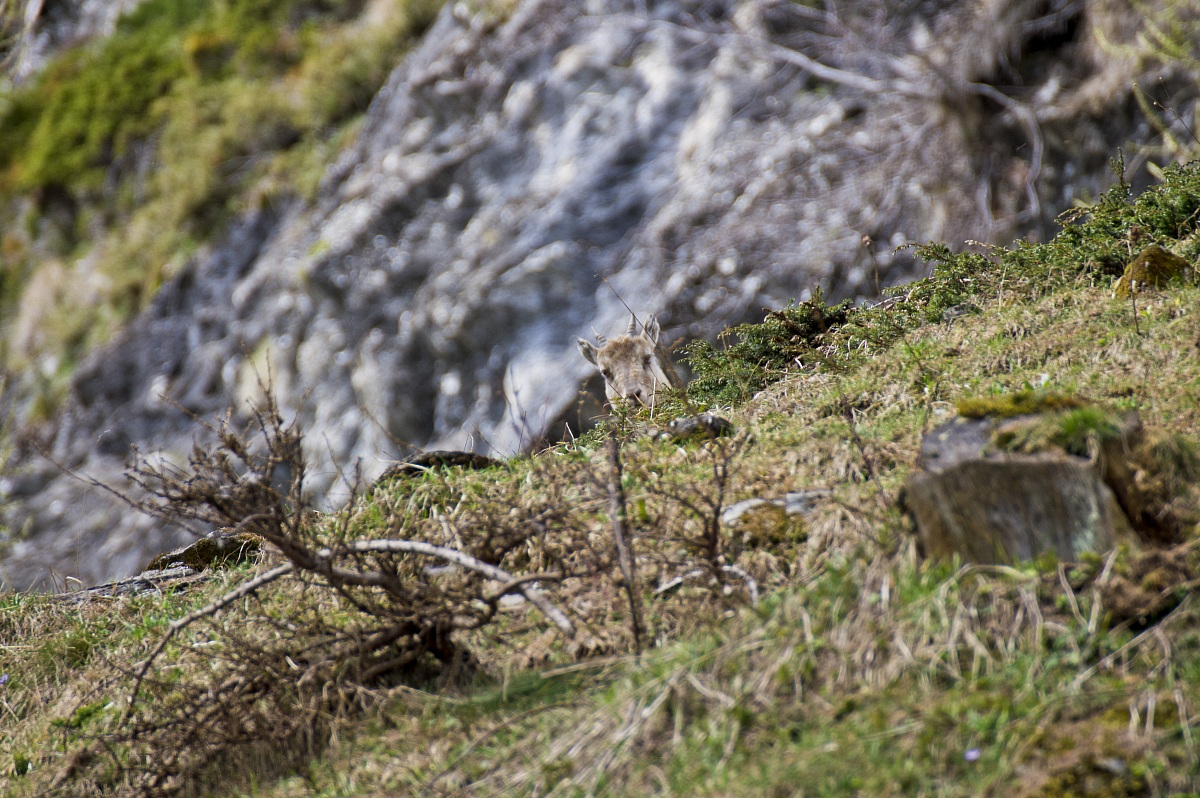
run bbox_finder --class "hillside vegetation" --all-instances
[4,159,1200,796]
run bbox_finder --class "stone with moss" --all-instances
[143,532,262,572]
[1112,244,1192,297]
[991,405,1123,458]
[905,392,1189,565]
[954,390,1089,420]
[661,413,735,442]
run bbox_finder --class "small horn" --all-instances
[591,326,606,345]
[643,314,660,343]
[625,315,638,335]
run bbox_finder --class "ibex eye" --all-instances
[601,369,613,380]
[642,355,651,365]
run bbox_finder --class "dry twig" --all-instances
[607,429,645,655]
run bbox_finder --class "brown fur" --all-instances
[578,314,673,407]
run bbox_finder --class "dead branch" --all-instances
[606,429,645,655]
[124,562,295,722]
[483,572,565,602]
[340,539,575,636]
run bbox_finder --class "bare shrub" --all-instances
[580,428,768,620]
[46,395,617,797]
[38,391,785,796]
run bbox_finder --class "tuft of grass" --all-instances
[987,404,1125,458]
[1052,406,1123,455]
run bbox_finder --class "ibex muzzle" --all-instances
[578,314,672,407]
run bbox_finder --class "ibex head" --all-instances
[578,314,671,407]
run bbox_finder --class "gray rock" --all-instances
[721,488,830,526]
[56,566,202,604]
[6,0,145,82]
[904,413,1142,565]
[662,414,735,442]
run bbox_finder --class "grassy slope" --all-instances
[4,164,1200,797]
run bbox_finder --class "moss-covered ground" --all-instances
[3,161,1200,796]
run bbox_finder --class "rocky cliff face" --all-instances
[5,0,144,81]
[2,0,1196,589]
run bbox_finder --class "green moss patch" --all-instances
[955,390,1091,420]
[985,405,1122,458]
[684,291,853,406]
[1113,244,1194,296]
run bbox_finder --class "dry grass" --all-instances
[7,224,1200,795]
[254,277,1200,797]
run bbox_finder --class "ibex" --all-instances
[578,314,679,407]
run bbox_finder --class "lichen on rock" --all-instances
[143,532,262,573]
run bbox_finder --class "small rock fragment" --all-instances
[59,566,203,604]
[661,413,735,442]
[721,488,830,525]
[144,532,262,572]
[941,302,979,322]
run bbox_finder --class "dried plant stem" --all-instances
[1070,596,1191,691]
[1131,283,1143,336]
[125,562,296,721]
[344,539,573,636]
[607,429,645,655]
[842,406,890,509]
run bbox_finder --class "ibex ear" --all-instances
[578,338,599,365]
[642,315,661,344]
